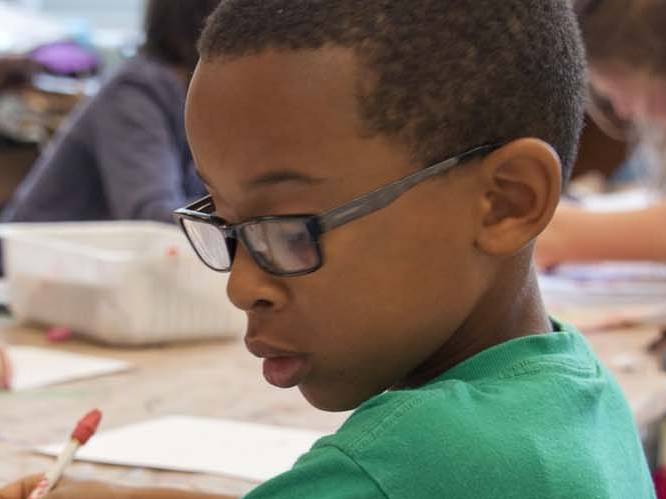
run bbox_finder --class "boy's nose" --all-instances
[226,244,288,313]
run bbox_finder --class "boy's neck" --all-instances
[394,261,551,389]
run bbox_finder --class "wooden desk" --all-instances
[1,322,664,495]
[0,323,347,496]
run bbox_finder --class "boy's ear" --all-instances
[474,138,562,256]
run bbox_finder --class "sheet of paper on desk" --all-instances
[37,416,326,483]
[3,346,131,391]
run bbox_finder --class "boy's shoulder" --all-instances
[304,329,654,499]
[247,330,654,499]
[316,342,583,469]
[322,329,597,450]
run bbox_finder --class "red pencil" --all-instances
[28,409,103,499]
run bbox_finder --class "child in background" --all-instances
[537,0,666,267]
[0,0,218,225]
[1,1,656,498]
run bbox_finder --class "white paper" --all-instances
[37,416,326,483]
[2,346,130,391]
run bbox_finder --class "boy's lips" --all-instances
[262,356,309,388]
[245,338,311,388]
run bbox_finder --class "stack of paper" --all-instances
[539,262,666,330]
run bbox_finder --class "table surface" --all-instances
[1,321,664,496]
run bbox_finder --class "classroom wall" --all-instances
[12,0,147,32]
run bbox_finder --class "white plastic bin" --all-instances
[0,222,246,345]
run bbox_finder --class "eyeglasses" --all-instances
[173,143,501,277]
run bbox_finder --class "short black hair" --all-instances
[143,0,220,72]
[199,0,586,180]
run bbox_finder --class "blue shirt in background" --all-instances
[1,53,205,224]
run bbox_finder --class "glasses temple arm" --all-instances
[319,156,461,232]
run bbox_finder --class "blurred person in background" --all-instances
[0,0,219,226]
[536,0,666,267]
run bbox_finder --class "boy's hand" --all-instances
[2,476,238,499]
[0,476,121,499]
[0,475,42,499]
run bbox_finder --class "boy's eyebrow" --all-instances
[194,168,327,194]
[245,170,327,189]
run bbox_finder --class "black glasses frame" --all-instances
[174,143,503,277]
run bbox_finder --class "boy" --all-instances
[1,0,655,497]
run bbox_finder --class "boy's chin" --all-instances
[298,382,372,413]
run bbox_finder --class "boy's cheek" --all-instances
[300,218,476,328]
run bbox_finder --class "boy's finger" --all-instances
[39,480,117,499]
[0,475,43,499]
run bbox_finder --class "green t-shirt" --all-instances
[245,324,655,498]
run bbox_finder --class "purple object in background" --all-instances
[30,41,100,76]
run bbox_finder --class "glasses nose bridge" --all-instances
[219,224,240,266]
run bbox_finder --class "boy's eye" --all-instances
[284,230,310,250]
[275,228,317,268]
[243,219,318,271]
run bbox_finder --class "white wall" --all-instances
[14,0,146,32]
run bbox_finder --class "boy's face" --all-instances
[186,48,490,411]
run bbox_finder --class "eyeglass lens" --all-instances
[242,219,320,274]
[182,217,320,274]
